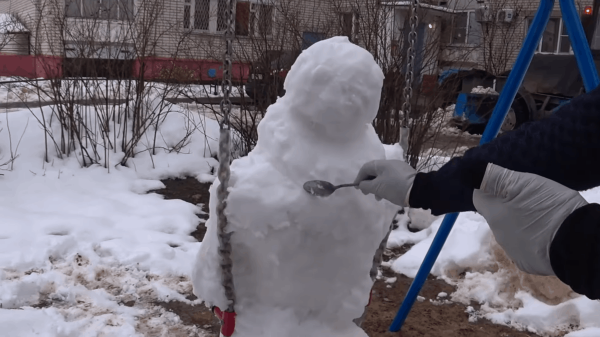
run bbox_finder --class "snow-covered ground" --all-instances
[0,103,220,336]
[0,80,598,335]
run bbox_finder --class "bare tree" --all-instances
[480,0,526,75]
[327,0,480,170]
[174,0,339,157]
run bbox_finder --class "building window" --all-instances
[529,18,573,54]
[66,0,133,20]
[341,13,353,38]
[302,32,326,50]
[183,0,228,33]
[591,13,600,50]
[235,1,250,35]
[217,0,228,31]
[256,4,274,35]
[184,0,191,28]
[449,11,482,45]
[234,1,274,37]
[339,12,359,42]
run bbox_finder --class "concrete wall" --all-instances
[162,0,340,60]
[0,0,9,14]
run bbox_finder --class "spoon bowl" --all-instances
[303,180,358,197]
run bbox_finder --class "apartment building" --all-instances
[384,0,596,80]
[0,0,358,80]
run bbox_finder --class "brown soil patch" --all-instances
[363,249,541,337]
[157,297,221,337]
[151,177,211,241]
[152,177,219,336]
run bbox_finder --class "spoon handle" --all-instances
[335,183,360,190]
[334,176,376,190]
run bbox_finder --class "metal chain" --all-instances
[357,0,420,325]
[402,0,419,128]
[216,0,236,314]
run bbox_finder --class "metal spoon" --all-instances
[303,176,375,197]
[303,180,358,197]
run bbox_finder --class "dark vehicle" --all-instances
[244,52,298,107]
[448,1,600,133]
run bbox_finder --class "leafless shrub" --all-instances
[0,103,27,172]
[6,0,216,170]
[480,0,526,75]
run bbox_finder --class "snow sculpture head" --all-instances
[283,36,384,138]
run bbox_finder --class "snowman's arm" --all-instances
[409,85,600,216]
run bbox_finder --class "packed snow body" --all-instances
[192,36,397,336]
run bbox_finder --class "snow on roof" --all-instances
[381,1,470,14]
[0,13,28,34]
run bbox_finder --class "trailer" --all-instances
[448,1,600,133]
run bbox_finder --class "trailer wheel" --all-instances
[500,108,517,132]
[500,95,529,132]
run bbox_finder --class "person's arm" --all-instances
[471,163,600,300]
[410,85,600,216]
[550,203,600,300]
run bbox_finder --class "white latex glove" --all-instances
[473,163,588,276]
[354,160,417,207]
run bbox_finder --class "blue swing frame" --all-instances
[390,0,600,332]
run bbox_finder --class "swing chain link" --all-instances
[402,0,419,128]
[355,0,421,325]
[216,0,236,314]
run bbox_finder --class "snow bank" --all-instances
[193,36,397,336]
[471,86,499,95]
[391,212,493,278]
[383,143,405,161]
[0,99,221,334]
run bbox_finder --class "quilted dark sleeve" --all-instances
[409,85,600,216]
[550,203,600,300]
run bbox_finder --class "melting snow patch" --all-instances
[471,86,499,95]
[0,101,220,335]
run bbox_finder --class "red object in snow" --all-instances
[213,307,236,337]
[421,74,437,96]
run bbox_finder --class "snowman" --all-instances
[192,36,397,336]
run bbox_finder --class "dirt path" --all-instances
[151,178,221,337]
[151,177,539,337]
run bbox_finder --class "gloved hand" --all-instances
[473,163,588,276]
[354,160,417,207]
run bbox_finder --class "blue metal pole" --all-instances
[560,0,600,91]
[389,0,556,332]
